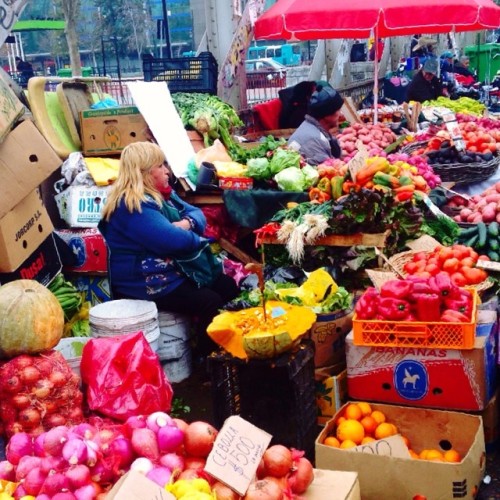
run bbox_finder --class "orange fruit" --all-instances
[344,403,363,421]
[323,436,340,448]
[425,449,444,461]
[371,410,386,425]
[336,416,347,426]
[389,423,399,435]
[357,402,372,416]
[443,449,461,463]
[374,422,397,440]
[339,439,357,449]
[419,449,431,460]
[360,415,378,436]
[361,436,376,445]
[336,419,365,445]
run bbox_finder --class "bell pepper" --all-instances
[355,287,379,319]
[317,177,332,196]
[440,309,471,323]
[377,297,411,321]
[414,293,442,322]
[373,172,401,188]
[395,190,414,203]
[330,176,345,200]
[309,187,330,203]
[429,272,452,297]
[380,279,413,300]
[444,296,473,319]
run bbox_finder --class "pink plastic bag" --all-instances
[80,331,173,421]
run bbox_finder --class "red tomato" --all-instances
[452,244,472,261]
[442,257,460,274]
[450,272,467,287]
[424,263,440,276]
[413,251,428,262]
[437,247,454,263]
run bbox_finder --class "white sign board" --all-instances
[126,81,196,188]
[205,416,272,496]
[0,0,27,47]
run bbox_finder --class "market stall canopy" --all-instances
[254,0,500,41]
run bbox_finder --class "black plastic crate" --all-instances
[207,340,317,461]
[142,51,218,94]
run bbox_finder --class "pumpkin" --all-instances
[207,301,316,359]
[0,280,64,358]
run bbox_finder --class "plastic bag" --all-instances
[81,331,173,421]
[194,139,232,167]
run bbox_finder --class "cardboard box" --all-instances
[55,228,108,273]
[0,119,62,219]
[305,469,360,499]
[346,319,497,411]
[67,273,111,305]
[106,470,175,499]
[309,309,353,368]
[55,185,110,228]
[0,190,54,272]
[316,402,486,500]
[0,75,25,144]
[316,367,348,426]
[0,234,62,287]
[473,389,499,454]
[80,106,149,156]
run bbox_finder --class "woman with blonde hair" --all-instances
[99,142,238,358]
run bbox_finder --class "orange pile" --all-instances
[323,402,462,462]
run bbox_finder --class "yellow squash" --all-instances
[207,301,316,359]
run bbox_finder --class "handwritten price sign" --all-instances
[205,416,272,496]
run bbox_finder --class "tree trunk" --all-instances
[61,0,82,76]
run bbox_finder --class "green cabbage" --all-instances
[301,165,319,189]
[246,157,271,180]
[274,167,306,192]
[269,148,301,175]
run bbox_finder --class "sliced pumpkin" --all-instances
[207,300,316,360]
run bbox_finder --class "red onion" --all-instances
[109,437,134,469]
[160,453,185,472]
[95,429,115,448]
[84,439,99,467]
[52,493,77,500]
[172,418,189,433]
[74,484,97,500]
[32,379,53,399]
[21,365,41,385]
[146,411,172,433]
[0,460,15,481]
[125,415,146,434]
[131,428,160,461]
[44,413,67,428]
[89,461,115,484]
[65,464,91,489]
[157,424,184,454]
[146,466,172,487]
[23,467,47,495]
[4,375,22,393]
[6,432,34,465]
[71,423,96,441]
[15,455,42,481]
[41,455,67,474]
[130,457,154,475]
[13,484,28,500]
[34,433,46,457]
[49,371,67,388]
[13,354,34,370]
[62,438,88,465]
[43,425,69,456]
[11,394,31,410]
[41,471,71,496]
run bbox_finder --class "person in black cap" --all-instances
[287,85,344,165]
[406,58,447,103]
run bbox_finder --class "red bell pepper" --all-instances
[440,309,471,323]
[355,287,379,319]
[413,293,441,322]
[378,297,411,321]
[380,279,413,300]
[429,272,452,297]
[444,297,473,320]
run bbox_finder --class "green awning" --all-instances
[12,20,65,31]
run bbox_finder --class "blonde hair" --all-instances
[101,142,166,220]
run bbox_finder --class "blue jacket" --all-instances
[98,192,207,300]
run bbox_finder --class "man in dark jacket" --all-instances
[406,58,446,103]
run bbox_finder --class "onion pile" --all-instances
[0,413,219,498]
[248,445,314,499]
[0,352,84,438]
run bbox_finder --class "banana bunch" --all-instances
[166,478,214,499]
[47,273,84,321]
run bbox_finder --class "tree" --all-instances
[59,0,82,76]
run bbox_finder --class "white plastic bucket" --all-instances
[54,337,91,377]
[90,299,161,352]
[157,312,192,361]
[161,348,192,383]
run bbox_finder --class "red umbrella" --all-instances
[254,0,500,41]
[254,0,500,121]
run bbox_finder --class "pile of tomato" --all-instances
[402,244,489,287]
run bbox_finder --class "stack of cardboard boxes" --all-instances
[0,79,63,286]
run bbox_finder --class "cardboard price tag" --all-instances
[349,434,411,459]
[476,259,500,272]
[441,111,466,151]
[347,141,369,182]
[205,416,272,496]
